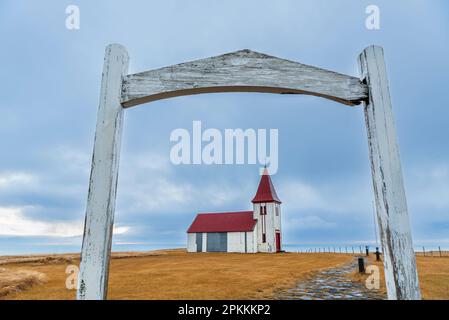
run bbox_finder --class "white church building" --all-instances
[187,169,282,253]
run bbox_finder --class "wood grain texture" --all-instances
[121,49,368,107]
[358,45,421,300]
[77,44,129,300]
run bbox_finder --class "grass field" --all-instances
[352,255,449,299]
[1,249,448,300]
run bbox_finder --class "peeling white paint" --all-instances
[358,45,421,300]
[121,49,368,107]
[77,44,129,300]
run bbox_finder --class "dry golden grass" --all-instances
[0,251,166,266]
[351,255,449,300]
[0,255,76,266]
[0,267,47,297]
[2,250,449,300]
[2,249,352,300]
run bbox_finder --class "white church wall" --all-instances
[252,203,262,251]
[253,202,278,253]
[274,203,283,250]
[227,232,256,253]
[227,232,244,252]
[253,203,261,221]
[267,203,276,252]
[202,232,207,252]
[187,233,197,252]
[274,203,281,231]
[247,231,256,253]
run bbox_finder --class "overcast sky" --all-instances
[0,1,448,254]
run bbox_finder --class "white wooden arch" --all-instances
[77,44,421,300]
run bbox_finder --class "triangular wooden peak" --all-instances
[121,49,368,108]
[183,49,294,65]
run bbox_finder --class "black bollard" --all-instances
[365,245,369,256]
[375,247,381,261]
[358,257,365,273]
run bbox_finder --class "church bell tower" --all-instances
[251,168,282,253]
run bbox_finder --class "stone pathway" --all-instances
[275,259,385,300]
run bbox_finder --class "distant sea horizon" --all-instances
[1,242,448,256]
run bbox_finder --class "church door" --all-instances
[275,232,281,252]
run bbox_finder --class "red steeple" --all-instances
[251,168,281,204]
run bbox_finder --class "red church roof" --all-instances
[187,211,256,233]
[251,168,281,203]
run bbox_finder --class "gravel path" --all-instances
[275,258,385,300]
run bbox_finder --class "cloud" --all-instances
[0,206,129,237]
[284,215,337,231]
[124,152,171,173]
[278,180,328,211]
[1,1,448,253]
[278,177,372,214]
[52,146,91,174]
[117,151,251,214]
[0,172,37,188]
[119,176,248,214]
[408,164,449,211]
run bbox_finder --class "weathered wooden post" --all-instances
[77,44,129,300]
[358,45,421,300]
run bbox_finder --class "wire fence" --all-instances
[294,245,449,257]
[296,246,375,255]
[416,246,449,257]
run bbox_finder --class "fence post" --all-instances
[358,257,366,273]
[376,247,381,262]
[423,246,425,257]
[439,246,442,257]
